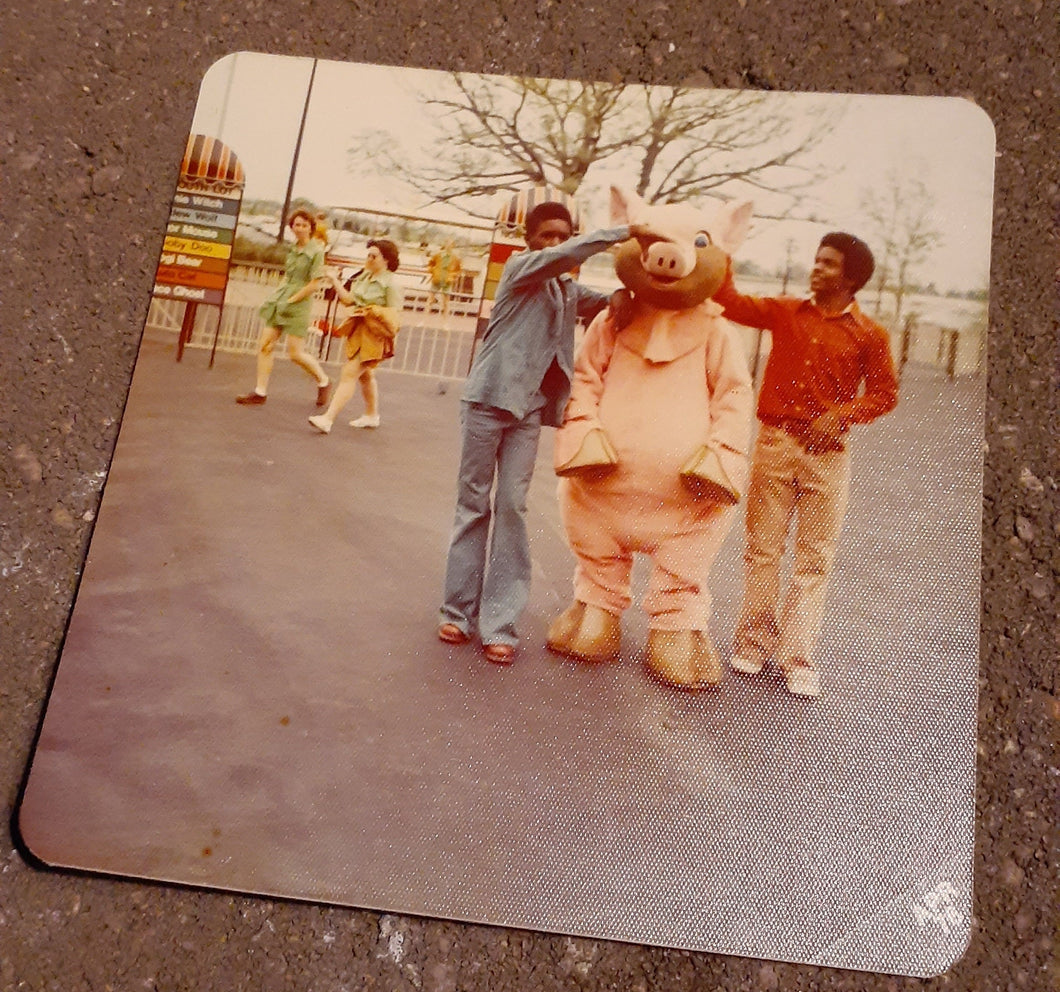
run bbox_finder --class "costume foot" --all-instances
[437,622,470,646]
[546,602,585,653]
[483,643,515,665]
[730,654,766,676]
[349,414,380,429]
[316,381,331,407]
[546,601,621,662]
[691,631,724,686]
[308,414,333,434]
[785,660,821,698]
[236,392,266,405]
[646,630,723,690]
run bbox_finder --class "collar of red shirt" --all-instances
[804,295,877,331]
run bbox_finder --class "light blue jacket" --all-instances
[463,226,630,427]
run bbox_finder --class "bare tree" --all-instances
[349,74,839,218]
[860,171,943,326]
[625,84,830,204]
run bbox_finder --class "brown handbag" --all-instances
[328,315,355,338]
[361,306,400,341]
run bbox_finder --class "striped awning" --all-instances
[495,186,583,236]
[180,134,245,192]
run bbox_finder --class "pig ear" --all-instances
[714,199,754,254]
[610,186,646,226]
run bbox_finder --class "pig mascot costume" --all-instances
[548,187,754,689]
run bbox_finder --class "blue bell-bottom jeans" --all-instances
[440,401,544,647]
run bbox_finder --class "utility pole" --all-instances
[781,238,795,295]
[277,58,318,242]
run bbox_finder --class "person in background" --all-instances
[714,232,899,698]
[308,239,403,435]
[312,211,330,247]
[236,209,331,408]
[426,239,463,318]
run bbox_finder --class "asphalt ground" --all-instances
[18,335,985,975]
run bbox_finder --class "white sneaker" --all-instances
[730,655,765,675]
[786,665,821,698]
[308,414,332,434]
[349,414,380,429]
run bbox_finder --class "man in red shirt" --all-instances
[713,233,899,697]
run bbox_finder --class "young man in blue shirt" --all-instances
[438,201,644,664]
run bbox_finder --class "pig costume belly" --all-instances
[556,306,752,631]
[547,184,755,687]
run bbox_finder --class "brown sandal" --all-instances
[483,643,515,665]
[437,623,470,645]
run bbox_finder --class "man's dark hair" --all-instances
[525,201,573,238]
[368,238,400,272]
[819,232,875,292]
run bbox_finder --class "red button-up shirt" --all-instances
[713,269,899,430]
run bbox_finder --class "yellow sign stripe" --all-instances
[162,236,232,260]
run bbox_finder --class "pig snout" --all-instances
[641,240,696,280]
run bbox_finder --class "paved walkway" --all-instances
[19,338,985,974]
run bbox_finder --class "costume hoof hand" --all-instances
[555,429,619,478]
[679,445,740,504]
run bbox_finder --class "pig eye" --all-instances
[694,232,712,248]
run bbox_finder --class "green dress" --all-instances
[342,271,404,364]
[258,240,325,338]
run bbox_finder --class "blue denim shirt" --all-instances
[463,226,630,427]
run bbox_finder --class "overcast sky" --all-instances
[191,54,995,293]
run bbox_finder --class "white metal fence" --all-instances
[146,263,985,383]
[146,262,481,379]
[896,315,987,378]
[144,296,477,380]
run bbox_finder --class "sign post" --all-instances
[153,134,245,366]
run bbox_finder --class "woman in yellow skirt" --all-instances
[308,239,403,434]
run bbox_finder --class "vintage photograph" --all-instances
[17,55,994,976]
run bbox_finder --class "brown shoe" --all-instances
[236,392,266,405]
[437,622,470,645]
[316,381,331,407]
[483,643,515,665]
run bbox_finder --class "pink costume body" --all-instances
[555,299,754,630]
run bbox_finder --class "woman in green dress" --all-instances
[236,209,331,407]
[308,239,403,435]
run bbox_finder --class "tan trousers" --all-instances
[733,424,851,671]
